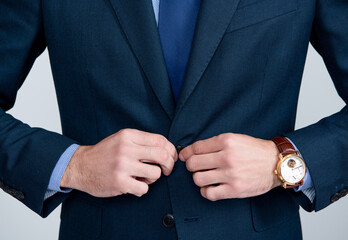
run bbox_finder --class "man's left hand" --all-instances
[179,133,282,201]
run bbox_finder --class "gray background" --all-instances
[0,45,346,239]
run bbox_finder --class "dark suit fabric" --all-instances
[0,0,347,239]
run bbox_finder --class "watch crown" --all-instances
[274,170,278,175]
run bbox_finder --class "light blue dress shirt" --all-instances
[45,0,315,203]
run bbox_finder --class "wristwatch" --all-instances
[271,137,306,189]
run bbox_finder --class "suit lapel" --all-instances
[175,0,241,114]
[107,0,175,120]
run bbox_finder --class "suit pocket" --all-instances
[250,188,299,232]
[226,0,298,33]
[59,193,103,239]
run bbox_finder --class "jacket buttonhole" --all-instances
[184,217,200,222]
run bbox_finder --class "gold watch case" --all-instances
[274,152,306,189]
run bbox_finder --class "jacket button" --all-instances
[163,213,175,228]
[339,189,348,198]
[330,193,341,203]
[176,145,184,154]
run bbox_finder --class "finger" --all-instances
[135,146,175,176]
[179,136,222,162]
[185,152,223,172]
[192,169,223,187]
[130,161,162,180]
[128,129,177,161]
[135,177,156,185]
[200,184,230,201]
[125,178,149,197]
[162,141,177,163]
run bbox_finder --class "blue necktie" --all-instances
[158,0,201,101]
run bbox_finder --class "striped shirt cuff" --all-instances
[286,137,316,203]
[44,144,80,200]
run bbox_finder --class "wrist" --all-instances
[271,137,306,189]
[60,145,87,189]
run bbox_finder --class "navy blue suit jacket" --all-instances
[0,0,347,239]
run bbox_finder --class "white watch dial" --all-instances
[280,156,305,184]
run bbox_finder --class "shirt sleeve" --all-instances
[286,138,316,203]
[44,144,80,200]
[294,170,316,203]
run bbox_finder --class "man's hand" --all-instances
[179,133,282,201]
[60,128,177,198]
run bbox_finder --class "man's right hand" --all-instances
[60,129,177,198]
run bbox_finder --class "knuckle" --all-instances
[168,158,175,170]
[140,184,149,196]
[192,173,202,186]
[186,156,198,172]
[159,148,169,160]
[153,167,162,179]
[153,134,167,147]
[145,146,154,158]
[164,160,174,174]
[118,128,130,138]
[205,189,217,201]
[161,152,174,171]
[185,158,195,172]
[221,133,234,148]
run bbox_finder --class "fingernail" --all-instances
[179,154,185,161]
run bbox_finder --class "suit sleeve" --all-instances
[286,0,348,212]
[0,0,77,217]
